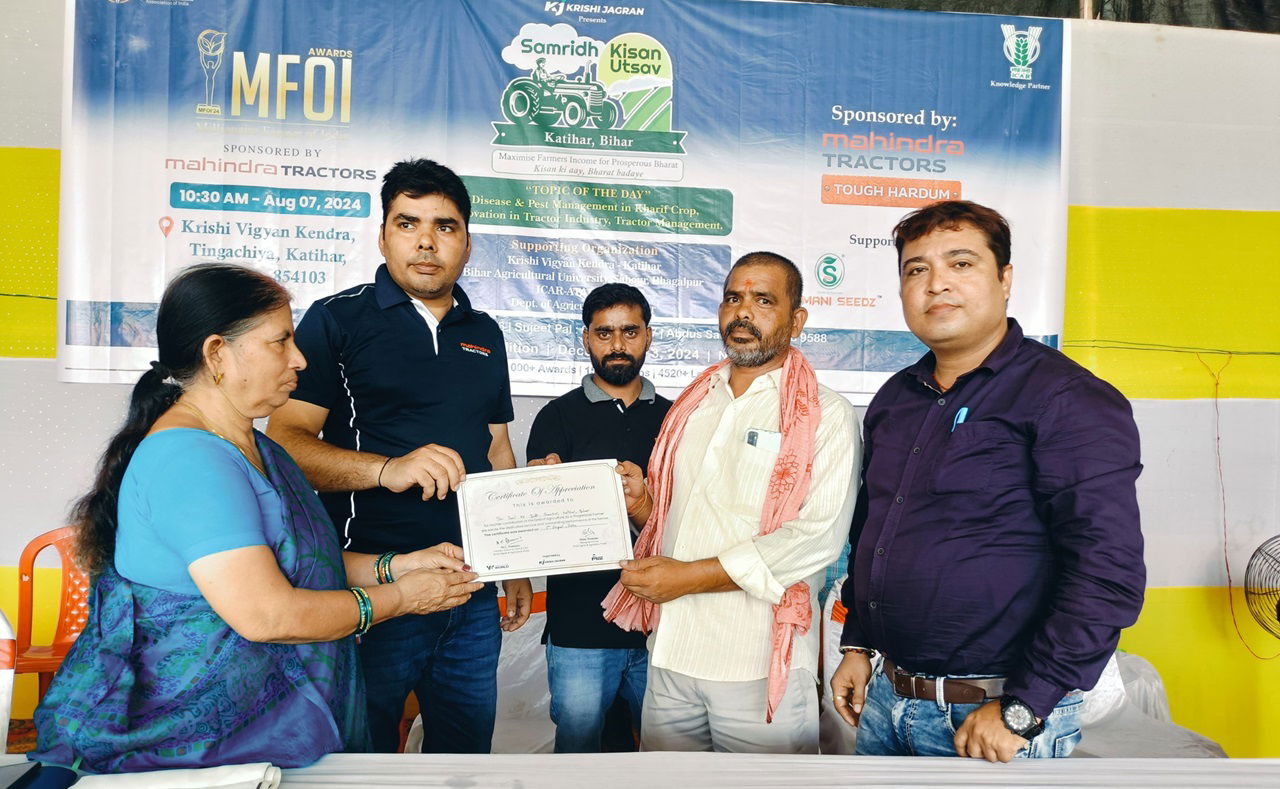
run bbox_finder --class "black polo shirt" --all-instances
[526,375,672,649]
[291,265,514,554]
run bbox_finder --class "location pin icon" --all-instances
[159,216,174,237]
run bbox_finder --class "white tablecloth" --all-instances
[282,752,1278,788]
[6,750,1268,787]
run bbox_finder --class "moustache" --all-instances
[602,352,636,364]
[723,318,763,340]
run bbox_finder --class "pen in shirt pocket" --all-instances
[951,407,969,432]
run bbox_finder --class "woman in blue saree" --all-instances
[31,264,483,774]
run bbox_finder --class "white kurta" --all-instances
[650,366,860,682]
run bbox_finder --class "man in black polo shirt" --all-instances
[267,158,533,754]
[526,283,672,753]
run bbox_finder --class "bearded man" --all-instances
[603,252,859,753]
[526,282,672,752]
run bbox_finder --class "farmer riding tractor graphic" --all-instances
[502,57,618,129]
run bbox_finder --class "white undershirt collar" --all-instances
[407,296,457,352]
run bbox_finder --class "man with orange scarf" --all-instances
[603,252,859,753]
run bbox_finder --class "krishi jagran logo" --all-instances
[1000,24,1042,81]
[492,23,685,154]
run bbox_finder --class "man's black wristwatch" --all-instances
[999,695,1045,740]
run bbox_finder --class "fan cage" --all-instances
[1244,534,1280,640]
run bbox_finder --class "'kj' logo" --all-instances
[196,29,228,115]
[815,253,845,290]
[545,1,566,15]
[1000,24,1042,81]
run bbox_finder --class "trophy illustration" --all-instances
[196,29,227,115]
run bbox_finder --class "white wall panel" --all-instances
[0,359,126,564]
[1068,20,1280,210]
[1134,398,1280,587]
[0,0,64,149]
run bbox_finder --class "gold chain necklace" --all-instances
[174,399,267,478]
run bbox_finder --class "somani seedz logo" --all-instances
[815,253,845,290]
[1000,24,1042,81]
[492,22,685,154]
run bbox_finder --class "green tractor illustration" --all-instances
[501,59,618,129]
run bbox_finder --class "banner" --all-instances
[59,0,1068,400]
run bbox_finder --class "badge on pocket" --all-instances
[745,428,782,452]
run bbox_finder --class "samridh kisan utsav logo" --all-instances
[1000,24,1042,81]
[493,23,685,153]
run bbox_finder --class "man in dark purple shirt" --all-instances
[830,201,1144,762]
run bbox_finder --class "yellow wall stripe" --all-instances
[1063,206,1280,400]
[1120,585,1280,758]
[0,567,62,719]
[0,147,59,358]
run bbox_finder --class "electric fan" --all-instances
[1244,535,1280,638]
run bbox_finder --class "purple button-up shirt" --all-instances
[840,319,1145,717]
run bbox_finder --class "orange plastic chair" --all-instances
[16,527,90,700]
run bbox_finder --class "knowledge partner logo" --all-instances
[492,22,685,154]
[1000,24,1042,81]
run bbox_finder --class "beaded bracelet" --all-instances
[350,586,373,636]
[375,551,398,584]
[839,645,877,658]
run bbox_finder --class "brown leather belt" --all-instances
[883,659,1005,704]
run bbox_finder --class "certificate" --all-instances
[457,458,634,582]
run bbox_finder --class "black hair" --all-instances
[581,282,652,327]
[730,251,803,312]
[893,200,1011,274]
[380,158,472,228]
[72,263,290,574]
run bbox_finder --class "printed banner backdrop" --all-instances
[58,0,1068,399]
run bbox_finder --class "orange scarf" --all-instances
[602,346,821,722]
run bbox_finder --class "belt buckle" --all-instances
[912,674,926,699]
[888,665,907,696]
[890,664,930,701]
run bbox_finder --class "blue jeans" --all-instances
[359,587,501,753]
[855,665,1084,758]
[545,641,648,753]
